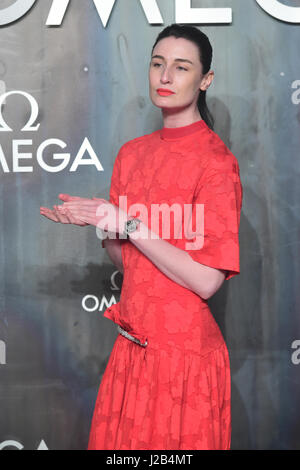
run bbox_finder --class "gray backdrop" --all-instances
[0,0,300,450]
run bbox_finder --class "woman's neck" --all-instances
[161,110,202,129]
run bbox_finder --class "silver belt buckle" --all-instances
[117,325,148,347]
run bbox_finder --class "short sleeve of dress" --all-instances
[101,146,122,248]
[185,164,243,280]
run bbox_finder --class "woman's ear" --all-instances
[200,70,214,91]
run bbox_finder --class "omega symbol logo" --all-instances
[0,91,40,132]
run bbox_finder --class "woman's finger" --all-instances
[57,205,86,218]
[40,207,60,223]
[70,207,109,223]
[76,215,96,225]
[53,206,70,224]
[57,206,90,226]
[62,203,111,218]
[56,207,73,224]
[40,205,88,226]
[62,208,88,226]
[92,197,108,202]
[59,194,93,202]
[62,201,104,208]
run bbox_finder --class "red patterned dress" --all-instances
[87,119,243,450]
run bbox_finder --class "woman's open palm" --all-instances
[57,197,127,234]
[40,193,126,236]
[40,194,92,226]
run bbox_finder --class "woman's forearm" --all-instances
[103,238,124,274]
[127,221,223,300]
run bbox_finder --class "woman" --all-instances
[40,24,243,450]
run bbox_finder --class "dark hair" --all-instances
[151,24,214,131]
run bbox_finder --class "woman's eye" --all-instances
[152,63,187,71]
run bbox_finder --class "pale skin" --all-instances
[40,36,226,300]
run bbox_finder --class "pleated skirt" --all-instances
[87,332,231,450]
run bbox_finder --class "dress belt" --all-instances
[117,325,148,347]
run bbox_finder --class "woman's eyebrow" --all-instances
[151,54,194,65]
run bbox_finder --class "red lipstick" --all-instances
[157,88,175,96]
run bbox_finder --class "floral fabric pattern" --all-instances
[88,120,243,450]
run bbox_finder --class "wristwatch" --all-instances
[123,217,141,237]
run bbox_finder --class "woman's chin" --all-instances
[151,99,177,110]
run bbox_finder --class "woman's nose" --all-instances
[160,67,173,83]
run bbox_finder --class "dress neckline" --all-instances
[159,119,207,141]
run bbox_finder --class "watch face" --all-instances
[128,220,137,232]
[125,218,140,234]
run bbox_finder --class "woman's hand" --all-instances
[57,197,128,235]
[40,194,91,226]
